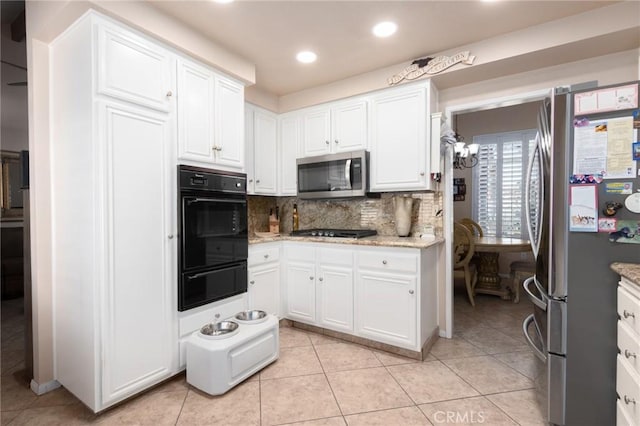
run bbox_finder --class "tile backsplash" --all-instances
[248,192,443,237]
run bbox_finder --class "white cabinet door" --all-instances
[303,108,331,157]
[279,113,300,195]
[99,101,174,405]
[177,59,215,163]
[332,100,368,153]
[317,264,353,333]
[214,77,245,169]
[248,263,280,317]
[253,109,278,194]
[97,24,173,112]
[286,260,316,323]
[356,270,417,348]
[370,86,428,191]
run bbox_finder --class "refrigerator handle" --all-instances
[524,134,542,258]
[523,314,547,362]
[523,276,547,310]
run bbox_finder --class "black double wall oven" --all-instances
[178,165,248,311]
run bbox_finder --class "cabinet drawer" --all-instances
[617,355,640,425]
[248,246,280,266]
[358,250,418,274]
[618,320,640,377]
[617,398,635,426]
[618,286,640,336]
[318,246,354,266]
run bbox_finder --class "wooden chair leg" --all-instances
[465,269,476,307]
[513,273,520,304]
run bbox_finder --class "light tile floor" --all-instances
[1,291,546,425]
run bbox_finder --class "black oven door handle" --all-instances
[186,197,247,205]
[186,272,208,280]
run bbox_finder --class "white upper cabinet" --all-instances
[214,77,245,169]
[331,100,368,153]
[302,99,368,157]
[176,60,244,171]
[369,81,437,192]
[278,112,301,196]
[302,108,331,156]
[177,59,215,163]
[97,23,173,112]
[245,103,278,195]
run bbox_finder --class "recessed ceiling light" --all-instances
[372,21,397,38]
[213,0,234,4]
[296,51,317,64]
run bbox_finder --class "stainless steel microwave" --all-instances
[297,150,369,199]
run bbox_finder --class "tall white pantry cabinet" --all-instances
[48,11,245,412]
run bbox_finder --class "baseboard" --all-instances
[30,379,61,395]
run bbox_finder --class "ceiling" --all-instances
[149,0,618,96]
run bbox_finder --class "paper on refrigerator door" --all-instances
[604,116,635,179]
[569,184,598,232]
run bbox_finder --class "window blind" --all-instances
[472,129,538,239]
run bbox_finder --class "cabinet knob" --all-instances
[409,290,414,295]
[325,140,330,145]
[623,310,636,319]
[624,349,637,359]
[382,260,387,265]
[249,179,254,183]
[217,146,223,151]
[420,172,425,176]
[256,179,261,184]
[309,276,314,280]
[334,140,339,144]
[319,277,323,282]
[250,280,255,285]
[166,90,173,97]
[624,395,636,405]
[264,254,269,259]
[167,234,174,239]
[212,146,216,152]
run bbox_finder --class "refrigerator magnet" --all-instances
[624,192,640,213]
[633,142,640,160]
[598,218,617,232]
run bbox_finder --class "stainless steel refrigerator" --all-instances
[523,81,640,425]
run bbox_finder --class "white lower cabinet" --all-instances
[248,244,281,316]
[617,277,640,425]
[284,245,317,323]
[284,243,354,333]
[280,242,438,351]
[356,270,417,348]
[355,248,420,349]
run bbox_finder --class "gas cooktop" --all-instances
[290,229,377,238]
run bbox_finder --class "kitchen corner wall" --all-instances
[248,191,443,237]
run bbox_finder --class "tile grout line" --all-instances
[379,361,434,424]
[173,387,190,426]
[309,338,346,420]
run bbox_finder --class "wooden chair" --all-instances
[458,218,484,237]
[454,223,478,306]
[509,260,535,303]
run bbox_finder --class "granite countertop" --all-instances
[611,263,640,286]
[249,234,445,249]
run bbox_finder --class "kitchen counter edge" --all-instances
[611,262,640,286]
[249,235,445,249]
